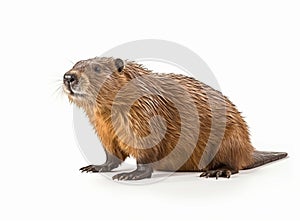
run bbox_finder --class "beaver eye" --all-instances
[93,64,101,73]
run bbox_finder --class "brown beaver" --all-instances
[63,57,287,180]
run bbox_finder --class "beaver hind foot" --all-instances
[199,168,238,179]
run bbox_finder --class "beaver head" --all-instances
[63,57,124,107]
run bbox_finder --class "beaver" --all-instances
[63,57,287,180]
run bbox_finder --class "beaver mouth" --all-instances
[63,81,84,97]
[64,83,75,95]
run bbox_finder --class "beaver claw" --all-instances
[112,169,152,181]
[200,168,237,179]
[80,163,118,173]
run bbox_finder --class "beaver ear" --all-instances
[115,58,124,72]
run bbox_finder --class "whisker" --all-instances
[49,76,66,100]
[51,84,64,99]
[68,59,75,65]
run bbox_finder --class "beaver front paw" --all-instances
[112,168,152,181]
[80,163,118,173]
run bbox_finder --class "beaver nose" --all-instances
[64,73,77,84]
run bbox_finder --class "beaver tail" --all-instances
[243,150,288,170]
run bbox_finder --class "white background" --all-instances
[0,0,299,220]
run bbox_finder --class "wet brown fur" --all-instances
[65,57,283,174]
